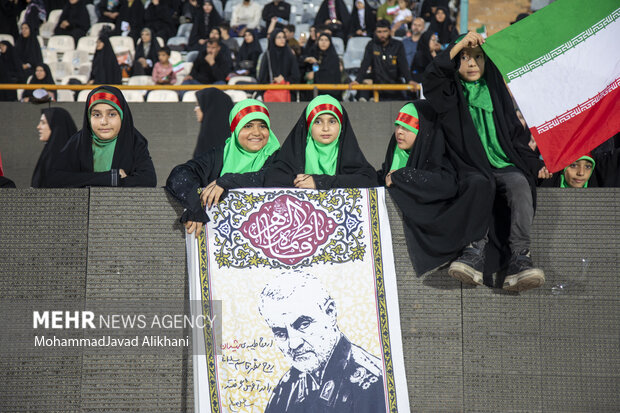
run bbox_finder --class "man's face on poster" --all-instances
[262,292,339,374]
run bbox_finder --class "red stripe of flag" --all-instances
[534,82,620,172]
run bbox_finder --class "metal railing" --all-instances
[0,83,420,102]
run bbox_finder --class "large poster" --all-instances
[187,187,410,412]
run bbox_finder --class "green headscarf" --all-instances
[460,77,513,169]
[560,155,595,188]
[220,99,280,176]
[304,95,343,175]
[88,89,124,172]
[390,103,419,171]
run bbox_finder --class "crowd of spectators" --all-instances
[1,0,466,102]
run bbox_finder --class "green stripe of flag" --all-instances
[481,0,619,83]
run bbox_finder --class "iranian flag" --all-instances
[482,0,620,172]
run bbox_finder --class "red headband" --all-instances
[396,112,419,131]
[230,105,270,132]
[306,104,343,129]
[88,92,121,109]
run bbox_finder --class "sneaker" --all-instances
[503,249,545,292]
[448,242,485,286]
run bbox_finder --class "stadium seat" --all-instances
[259,38,268,52]
[42,49,57,64]
[169,50,183,65]
[228,76,256,85]
[39,9,63,39]
[47,35,75,51]
[224,90,248,103]
[128,75,154,96]
[37,35,44,48]
[212,0,223,16]
[61,74,88,84]
[156,37,164,47]
[146,90,180,102]
[181,90,197,102]
[61,49,90,68]
[86,4,97,25]
[177,23,193,39]
[167,36,188,51]
[76,89,90,102]
[233,37,243,47]
[88,22,115,37]
[77,62,92,77]
[0,34,14,45]
[122,90,145,102]
[47,61,74,83]
[56,89,75,102]
[343,37,371,71]
[331,37,345,56]
[185,51,199,62]
[110,36,136,56]
[77,36,98,55]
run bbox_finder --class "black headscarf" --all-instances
[348,0,376,37]
[16,23,43,71]
[31,107,78,188]
[0,40,26,83]
[264,97,377,189]
[47,86,157,187]
[0,0,20,38]
[133,28,161,75]
[192,88,234,158]
[22,63,55,100]
[90,34,122,84]
[237,31,262,74]
[423,40,544,279]
[258,29,300,84]
[378,100,491,275]
[314,0,350,39]
[24,0,46,35]
[428,5,458,46]
[188,1,223,50]
[307,33,341,99]
[411,30,437,82]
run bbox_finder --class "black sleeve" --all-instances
[47,168,121,188]
[284,52,300,83]
[594,148,620,187]
[119,136,157,187]
[313,168,377,189]
[390,162,457,203]
[422,48,460,115]
[216,152,279,189]
[211,54,233,82]
[165,151,219,224]
[356,43,373,81]
[75,6,91,32]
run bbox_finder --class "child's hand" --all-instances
[460,31,485,49]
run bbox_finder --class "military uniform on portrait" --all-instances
[264,334,386,413]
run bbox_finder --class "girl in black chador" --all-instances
[424,31,545,292]
[264,94,377,189]
[47,86,157,188]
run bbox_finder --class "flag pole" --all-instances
[460,0,469,33]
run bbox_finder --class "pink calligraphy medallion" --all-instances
[240,195,337,265]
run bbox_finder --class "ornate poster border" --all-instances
[197,188,397,412]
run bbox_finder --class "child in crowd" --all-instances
[378,101,490,275]
[152,46,177,85]
[47,86,157,188]
[424,31,546,292]
[166,99,280,237]
[391,0,413,36]
[264,95,377,189]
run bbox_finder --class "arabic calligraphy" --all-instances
[240,195,337,265]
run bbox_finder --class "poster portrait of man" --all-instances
[258,271,387,412]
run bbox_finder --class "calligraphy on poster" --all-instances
[209,189,367,269]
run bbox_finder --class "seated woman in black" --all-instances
[302,32,342,100]
[21,64,55,102]
[264,94,377,189]
[378,101,489,275]
[236,30,262,78]
[16,22,43,79]
[257,29,300,85]
[89,34,122,85]
[47,86,157,187]
[32,107,78,188]
[166,99,281,237]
